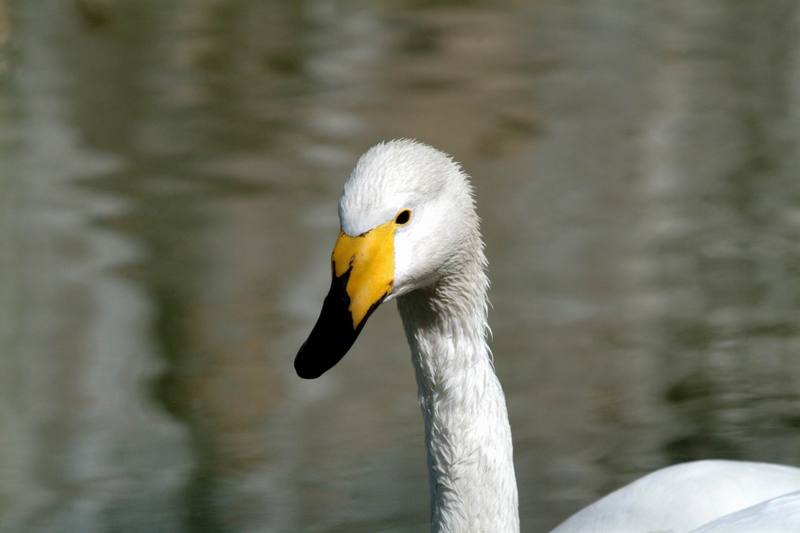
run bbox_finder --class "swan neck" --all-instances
[397,262,519,533]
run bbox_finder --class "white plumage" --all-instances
[552,460,800,532]
[690,490,800,532]
[299,139,800,532]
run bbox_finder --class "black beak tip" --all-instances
[294,353,324,379]
[293,267,382,381]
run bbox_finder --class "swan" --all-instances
[293,139,800,532]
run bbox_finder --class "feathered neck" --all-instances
[396,249,519,533]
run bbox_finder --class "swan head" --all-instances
[295,139,480,379]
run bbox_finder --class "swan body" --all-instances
[294,139,800,532]
[690,490,800,532]
[552,460,800,533]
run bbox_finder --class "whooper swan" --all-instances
[294,139,800,532]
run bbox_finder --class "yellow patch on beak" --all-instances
[332,220,396,328]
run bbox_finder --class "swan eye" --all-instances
[395,209,412,225]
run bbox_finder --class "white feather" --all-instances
[552,461,800,533]
[690,490,800,532]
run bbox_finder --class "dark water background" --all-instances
[2,1,800,531]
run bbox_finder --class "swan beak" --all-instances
[294,221,395,379]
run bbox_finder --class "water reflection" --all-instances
[2,1,800,532]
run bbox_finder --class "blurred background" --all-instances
[2,0,800,531]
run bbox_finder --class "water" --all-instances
[2,1,800,531]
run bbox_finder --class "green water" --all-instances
[2,1,800,531]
